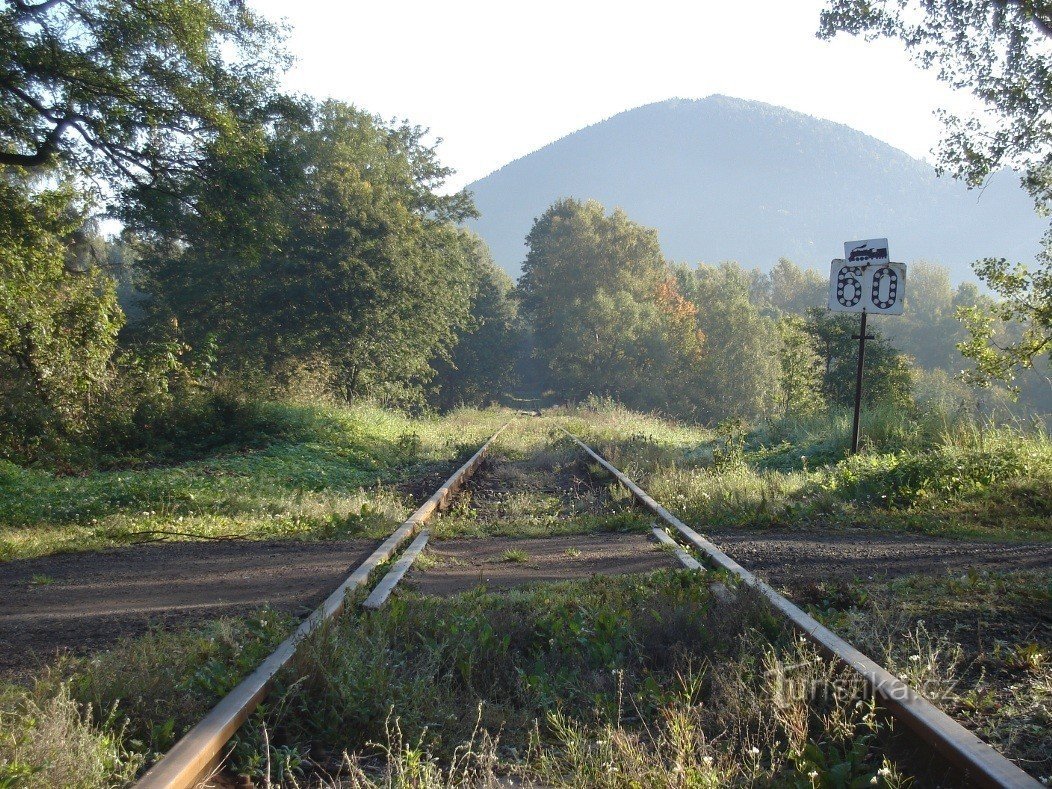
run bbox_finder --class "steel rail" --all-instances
[135,420,512,789]
[564,428,1040,789]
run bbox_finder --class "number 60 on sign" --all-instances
[828,259,907,315]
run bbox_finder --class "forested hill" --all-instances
[465,95,1045,280]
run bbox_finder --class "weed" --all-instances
[0,683,142,788]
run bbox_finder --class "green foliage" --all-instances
[70,612,291,762]
[819,1,1052,209]
[0,401,510,560]
[0,682,142,788]
[273,573,780,756]
[432,235,521,407]
[0,0,285,186]
[777,315,824,417]
[676,262,780,421]
[822,433,1052,510]
[520,199,705,416]
[134,100,478,404]
[820,1,1052,384]
[805,308,913,410]
[957,253,1052,388]
[751,257,828,318]
[0,177,124,444]
[643,402,1052,540]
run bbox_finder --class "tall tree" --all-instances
[776,315,823,417]
[0,0,286,189]
[758,258,827,318]
[819,0,1051,385]
[676,262,778,422]
[0,175,123,438]
[135,100,479,402]
[805,308,913,409]
[433,234,521,407]
[520,199,704,414]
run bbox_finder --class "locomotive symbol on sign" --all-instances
[847,242,889,263]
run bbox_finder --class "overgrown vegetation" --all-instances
[559,398,1051,542]
[806,570,1052,780]
[0,403,509,560]
[2,2,1050,787]
[0,405,1048,786]
[0,611,291,787]
[245,572,917,787]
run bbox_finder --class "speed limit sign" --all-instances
[828,239,906,315]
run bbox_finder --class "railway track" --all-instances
[133,422,1040,789]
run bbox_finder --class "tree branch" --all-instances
[11,0,67,13]
[0,116,72,166]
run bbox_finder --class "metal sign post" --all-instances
[828,238,906,454]
[849,310,875,454]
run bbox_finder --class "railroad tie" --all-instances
[651,525,733,602]
[362,530,430,609]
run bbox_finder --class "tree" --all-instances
[433,235,521,407]
[877,261,974,371]
[819,0,1051,384]
[756,258,827,318]
[519,199,704,414]
[955,255,1052,386]
[776,315,823,417]
[0,0,285,190]
[0,175,123,438]
[134,100,479,403]
[520,199,669,361]
[676,262,778,422]
[805,308,913,409]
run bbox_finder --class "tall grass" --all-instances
[246,572,908,786]
[0,682,142,788]
[617,400,1052,540]
[0,401,515,560]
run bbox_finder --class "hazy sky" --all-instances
[249,0,978,192]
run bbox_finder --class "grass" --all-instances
[431,418,652,541]
[0,610,292,787]
[498,548,529,563]
[0,403,512,561]
[799,570,1052,779]
[10,396,1043,561]
[1,398,1048,785]
[565,401,1052,542]
[244,571,914,786]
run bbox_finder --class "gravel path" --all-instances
[2,529,1047,676]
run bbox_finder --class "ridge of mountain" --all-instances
[464,95,1045,281]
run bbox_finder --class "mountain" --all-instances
[464,96,1045,281]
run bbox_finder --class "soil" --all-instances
[2,526,1048,679]
[707,528,1052,588]
[402,528,1052,597]
[0,539,375,676]
[406,532,679,595]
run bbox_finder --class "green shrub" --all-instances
[821,432,1052,508]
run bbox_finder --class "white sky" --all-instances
[249,0,978,192]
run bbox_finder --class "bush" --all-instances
[822,431,1052,508]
